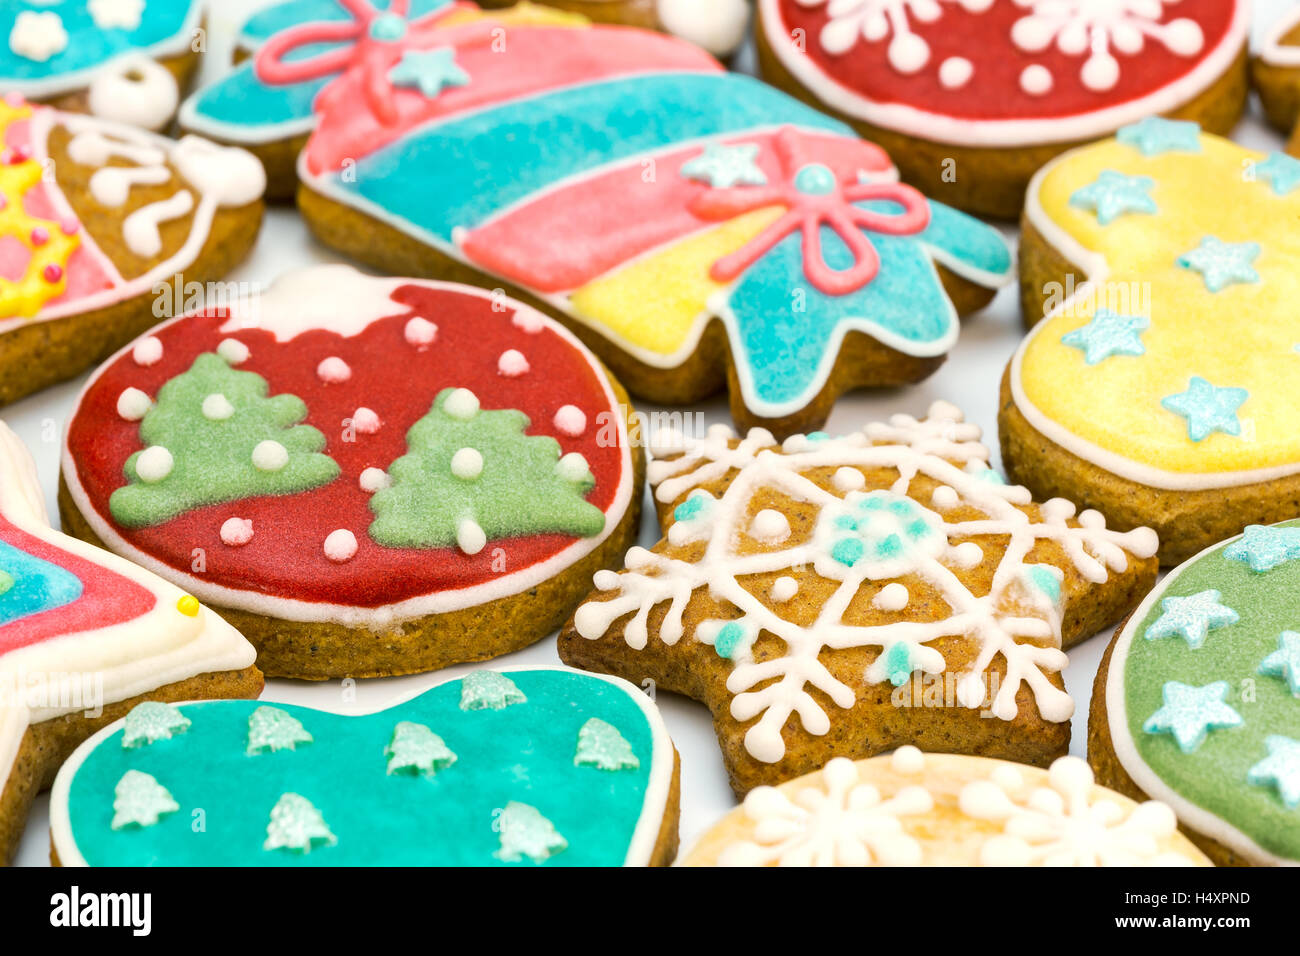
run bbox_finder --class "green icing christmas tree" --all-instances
[246,705,313,755]
[368,387,605,551]
[494,801,567,864]
[385,721,457,776]
[574,717,639,771]
[111,770,179,829]
[109,352,340,528]
[122,702,191,749]
[263,793,336,854]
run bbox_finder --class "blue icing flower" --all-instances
[1161,376,1248,442]
[1116,117,1202,157]
[1069,171,1157,225]
[0,538,83,627]
[1061,309,1149,364]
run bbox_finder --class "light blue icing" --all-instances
[183,42,334,139]
[1061,309,1148,364]
[387,46,469,98]
[1224,524,1300,573]
[238,0,450,47]
[1176,237,1261,293]
[1161,376,1248,442]
[64,670,659,866]
[1068,170,1157,225]
[1142,680,1243,754]
[1144,589,1239,651]
[1254,153,1300,197]
[0,538,83,627]
[1116,117,1202,157]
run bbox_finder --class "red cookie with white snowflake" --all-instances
[59,265,642,680]
[756,0,1249,218]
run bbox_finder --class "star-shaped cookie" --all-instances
[559,403,1159,794]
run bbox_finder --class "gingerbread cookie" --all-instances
[49,667,679,866]
[2,0,203,129]
[1004,120,1300,566]
[682,748,1208,865]
[180,0,1012,437]
[0,96,265,407]
[557,402,1158,795]
[756,0,1249,219]
[0,422,261,864]
[1253,3,1300,156]
[60,265,641,680]
[479,0,752,57]
[1090,519,1300,867]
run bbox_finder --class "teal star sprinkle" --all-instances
[1161,376,1248,442]
[1254,152,1300,196]
[1176,236,1260,292]
[1116,117,1202,156]
[1144,588,1238,650]
[1259,632,1300,697]
[388,46,470,99]
[1143,680,1243,753]
[1224,524,1300,572]
[1069,171,1157,225]
[1061,309,1149,364]
[1247,736,1300,808]
[680,142,768,189]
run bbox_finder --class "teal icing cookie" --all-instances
[49,668,676,866]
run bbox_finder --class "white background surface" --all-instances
[9,0,1297,865]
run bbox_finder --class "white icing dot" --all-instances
[135,445,173,483]
[317,356,351,383]
[950,541,984,569]
[202,393,234,421]
[252,439,288,472]
[324,529,358,563]
[1020,64,1053,96]
[350,407,380,434]
[359,467,391,492]
[451,447,484,480]
[457,517,486,555]
[220,517,253,547]
[132,336,163,366]
[749,508,791,544]
[216,338,249,365]
[511,309,545,333]
[991,764,1024,792]
[404,317,437,348]
[553,405,586,437]
[497,349,529,377]
[938,56,973,89]
[873,582,910,612]
[116,387,151,421]
[931,486,960,510]
[891,745,926,774]
[556,452,589,482]
[770,576,798,603]
[443,388,479,420]
[831,467,865,493]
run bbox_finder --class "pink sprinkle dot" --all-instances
[0,196,7,211]
[60,217,79,235]
[43,264,63,283]
[30,227,48,246]
[553,405,587,437]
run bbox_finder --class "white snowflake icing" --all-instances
[797,0,995,72]
[573,402,1158,764]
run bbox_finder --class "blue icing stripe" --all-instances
[66,671,658,866]
[337,72,851,242]
[0,0,198,82]
[185,44,333,134]
[239,0,451,45]
[0,539,83,626]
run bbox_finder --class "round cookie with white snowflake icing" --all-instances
[1,0,203,130]
[1253,3,1300,156]
[1002,121,1300,566]
[59,265,641,680]
[682,748,1208,866]
[1090,519,1300,867]
[755,0,1249,218]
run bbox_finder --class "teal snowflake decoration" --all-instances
[1143,680,1243,753]
[1060,309,1149,364]
[121,701,191,749]
[385,721,457,776]
[1143,589,1238,650]
[815,491,943,579]
[494,801,567,864]
[1176,237,1260,293]
[1223,524,1300,572]
[1069,171,1157,225]
[111,770,179,830]
[1247,736,1300,808]
[246,706,313,755]
[1259,632,1300,697]
[263,793,337,854]
[680,142,767,189]
[1160,376,1248,442]
[459,670,527,711]
[574,717,640,771]
[1116,118,1202,156]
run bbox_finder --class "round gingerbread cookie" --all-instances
[49,667,680,866]
[1253,4,1300,155]
[1,0,204,130]
[1002,120,1300,566]
[682,748,1208,866]
[755,0,1250,219]
[1090,520,1300,867]
[59,265,642,680]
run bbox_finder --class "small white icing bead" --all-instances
[359,467,391,492]
[511,309,545,333]
[451,447,484,480]
[552,404,586,437]
[769,576,798,602]
[1020,64,1053,96]
[749,508,791,544]
[132,336,163,366]
[116,387,152,421]
[317,356,351,383]
[252,440,288,472]
[556,452,589,482]
[351,407,380,434]
[873,582,909,612]
[216,338,249,365]
[443,388,479,420]
[497,349,529,377]
[404,317,437,347]
[136,445,173,483]
[831,467,865,493]
[938,56,973,89]
[324,529,358,563]
[931,486,960,510]
[220,517,253,547]
[950,541,983,569]
[890,745,925,774]
[457,517,486,555]
[202,393,234,421]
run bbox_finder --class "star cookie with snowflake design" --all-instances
[681,749,1208,866]
[178,0,1012,437]
[1253,4,1300,157]
[59,265,641,680]
[558,402,1157,794]
[756,0,1249,218]
[1004,121,1300,566]
[1091,518,1300,867]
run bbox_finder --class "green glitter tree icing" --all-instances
[574,717,639,771]
[368,387,605,552]
[111,770,179,830]
[263,793,336,854]
[458,670,527,711]
[494,801,567,864]
[122,702,192,749]
[109,352,340,528]
[246,706,313,755]
[385,721,457,776]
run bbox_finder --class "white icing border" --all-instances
[1260,3,1300,67]
[48,666,673,867]
[1104,529,1298,867]
[757,0,1251,148]
[60,272,636,628]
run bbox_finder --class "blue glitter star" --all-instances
[1254,152,1300,196]
[1259,632,1300,697]
[1247,736,1300,808]
[1143,680,1243,753]
[388,46,470,99]
[1177,236,1261,292]
[680,142,767,189]
[1060,309,1149,364]
[1144,589,1239,650]
[1223,524,1300,572]
[1161,376,1248,442]
[1069,170,1157,225]
[1116,117,1202,156]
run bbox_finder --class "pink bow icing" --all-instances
[688,128,931,296]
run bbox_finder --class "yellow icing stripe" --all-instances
[1021,135,1300,476]
[569,208,783,358]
